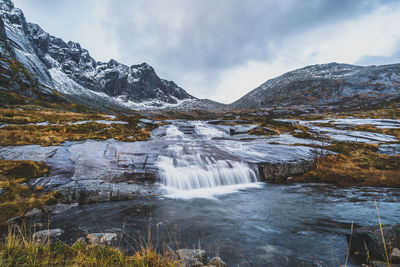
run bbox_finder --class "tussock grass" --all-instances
[297,142,400,187]
[0,160,60,223]
[0,122,152,146]
[0,108,105,124]
[0,225,176,266]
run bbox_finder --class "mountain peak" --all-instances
[0,0,14,11]
[232,62,400,110]
[0,0,197,110]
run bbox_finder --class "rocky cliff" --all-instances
[0,0,199,110]
[232,62,400,110]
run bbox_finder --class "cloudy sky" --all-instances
[13,0,400,103]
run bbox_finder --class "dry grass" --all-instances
[0,160,60,223]
[0,108,105,124]
[0,122,152,146]
[297,142,400,187]
[0,225,176,266]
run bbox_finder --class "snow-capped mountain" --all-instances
[0,0,206,110]
[231,62,400,109]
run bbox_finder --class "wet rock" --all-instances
[137,122,146,129]
[392,248,400,263]
[25,208,42,218]
[378,143,400,156]
[87,233,117,246]
[139,118,157,125]
[57,180,156,204]
[33,229,64,242]
[258,160,313,182]
[229,124,259,135]
[43,203,78,214]
[347,224,400,263]
[176,249,208,264]
[208,257,226,267]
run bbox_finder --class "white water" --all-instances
[157,122,260,198]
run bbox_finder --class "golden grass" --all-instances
[0,108,105,124]
[0,160,60,223]
[0,122,152,146]
[0,160,49,182]
[297,142,400,187]
[0,225,177,267]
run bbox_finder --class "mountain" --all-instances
[231,62,400,110]
[0,0,218,110]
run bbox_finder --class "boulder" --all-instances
[25,208,42,218]
[139,119,157,125]
[392,248,400,263]
[258,160,313,182]
[33,229,64,242]
[208,257,226,267]
[229,125,259,135]
[87,233,117,246]
[347,224,400,263]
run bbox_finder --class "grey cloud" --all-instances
[357,43,400,66]
[94,0,399,97]
[101,0,395,71]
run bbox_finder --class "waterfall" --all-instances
[156,123,260,198]
[158,155,258,190]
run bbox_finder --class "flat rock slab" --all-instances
[33,229,64,242]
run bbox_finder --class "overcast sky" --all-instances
[13,0,400,103]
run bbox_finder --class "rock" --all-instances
[87,233,117,246]
[43,203,78,214]
[258,160,314,182]
[137,122,146,129]
[347,224,400,262]
[176,249,208,264]
[25,208,42,218]
[208,257,226,267]
[392,248,400,263]
[0,187,3,196]
[33,229,64,242]
[139,118,157,125]
[229,125,259,135]
[378,143,400,156]
[57,180,156,204]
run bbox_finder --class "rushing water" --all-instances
[31,121,400,266]
[48,183,400,266]
[155,122,261,198]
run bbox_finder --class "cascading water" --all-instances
[157,122,260,198]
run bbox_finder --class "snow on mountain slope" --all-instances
[0,0,202,110]
[232,62,400,109]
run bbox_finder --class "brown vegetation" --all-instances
[0,160,60,223]
[297,142,400,187]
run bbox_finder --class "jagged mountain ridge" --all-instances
[231,62,400,109]
[0,0,211,110]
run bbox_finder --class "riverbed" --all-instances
[45,183,400,266]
